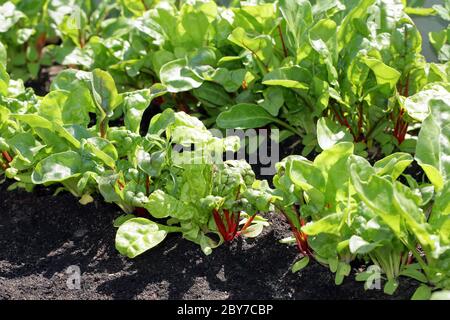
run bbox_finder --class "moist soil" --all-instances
[0,180,418,300]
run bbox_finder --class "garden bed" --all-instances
[0,180,418,300]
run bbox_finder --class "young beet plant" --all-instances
[274,128,450,298]
[112,117,275,256]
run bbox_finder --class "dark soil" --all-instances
[0,180,418,300]
[24,66,64,96]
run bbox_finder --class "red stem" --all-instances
[224,209,231,230]
[117,179,125,191]
[145,175,150,195]
[230,211,241,240]
[2,151,12,163]
[36,33,47,60]
[284,214,312,257]
[239,214,256,234]
[277,25,288,58]
[393,109,407,144]
[332,107,356,140]
[213,209,229,241]
[403,75,409,97]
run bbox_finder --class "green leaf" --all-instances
[399,267,428,283]
[302,213,344,236]
[415,98,450,191]
[240,223,265,238]
[373,153,413,180]
[115,218,167,258]
[260,86,284,116]
[216,103,275,129]
[348,235,379,254]
[316,117,352,150]
[411,285,432,300]
[384,279,399,295]
[262,66,310,89]
[136,149,166,177]
[145,190,195,220]
[337,0,375,51]
[292,256,310,273]
[279,0,312,52]
[350,157,404,238]
[361,57,401,89]
[14,114,81,149]
[403,84,450,121]
[227,27,273,66]
[32,151,82,184]
[91,69,121,117]
[122,85,167,133]
[160,58,203,93]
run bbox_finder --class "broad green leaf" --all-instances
[91,69,121,117]
[13,114,81,149]
[180,7,210,48]
[216,103,275,129]
[193,82,233,107]
[373,153,413,180]
[350,158,404,238]
[316,117,352,150]
[262,66,310,89]
[149,108,176,135]
[122,85,166,133]
[136,149,166,177]
[411,285,432,300]
[145,190,195,220]
[288,159,325,205]
[302,213,344,236]
[337,0,376,51]
[38,90,69,124]
[240,223,264,238]
[349,235,380,254]
[82,137,117,169]
[279,0,313,52]
[7,132,45,165]
[403,84,450,121]
[362,57,401,89]
[260,86,284,116]
[32,151,82,184]
[415,98,450,191]
[160,58,203,93]
[115,218,167,258]
[228,27,274,66]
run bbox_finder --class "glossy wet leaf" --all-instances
[32,151,82,184]
[115,218,167,258]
